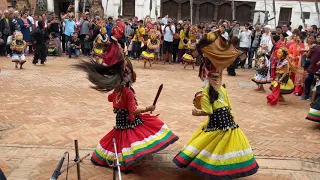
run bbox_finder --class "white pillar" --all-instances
[47,0,54,12]
[75,0,80,21]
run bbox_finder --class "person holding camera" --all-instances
[62,13,76,55]
[162,18,175,64]
[67,32,81,58]
[132,20,145,59]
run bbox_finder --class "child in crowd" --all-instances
[83,34,91,57]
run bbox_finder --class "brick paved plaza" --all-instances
[1,56,320,180]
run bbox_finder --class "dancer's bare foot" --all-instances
[254,88,261,91]
[15,64,18,69]
[144,61,146,68]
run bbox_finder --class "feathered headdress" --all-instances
[74,38,135,92]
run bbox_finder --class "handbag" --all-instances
[301,55,310,68]
[6,36,12,45]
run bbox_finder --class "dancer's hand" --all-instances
[147,105,156,112]
[192,109,199,116]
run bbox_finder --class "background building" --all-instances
[3,0,320,28]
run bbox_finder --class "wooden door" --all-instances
[181,2,196,23]
[123,0,135,17]
[218,3,232,22]
[236,4,252,24]
[278,8,292,26]
[199,2,215,23]
[162,0,178,20]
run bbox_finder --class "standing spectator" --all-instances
[60,13,66,53]
[273,26,282,44]
[62,13,76,55]
[230,22,240,39]
[260,25,273,58]
[32,21,49,65]
[106,17,113,39]
[112,19,125,48]
[178,24,188,63]
[162,15,168,25]
[282,23,292,38]
[1,10,15,57]
[172,23,181,63]
[132,20,145,59]
[238,23,252,68]
[162,18,175,64]
[82,34,91,57]
[48,15,60,37]
[17,11,32,54]
[79,13,90,52]
[67,32,81,58]
[118,15,126,30]
[0,10,4,56]
[248,24,262,65]
[27,12,34,32]
[301,35,320,100]
[124,18,134,57]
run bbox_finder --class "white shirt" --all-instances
[260,33,273,54]
[238,30,252,48]
[27,16,34,31]
[163,25,175,42]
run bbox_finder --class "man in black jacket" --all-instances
[0,10,15,57]
[32,21,49,65]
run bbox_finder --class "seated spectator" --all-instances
[48,32,62,56]
[67,32,81,58]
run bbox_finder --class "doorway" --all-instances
[278,7,292,26]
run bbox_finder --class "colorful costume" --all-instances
[93,21,109,63]
[75,38,178,172]
[182,26,197,69]
[11,32,27,69]
[141,30,160,67]
[271,36,287,80]
[306,75,320,122]
[267,48,294,105]
[270,59,294,94]
[173,34,258,179]
[252,49,271,84]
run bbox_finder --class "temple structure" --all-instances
[2,0,320,28]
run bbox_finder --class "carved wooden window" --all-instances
[123,0,135,17]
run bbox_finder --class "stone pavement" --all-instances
[1,56,320,179]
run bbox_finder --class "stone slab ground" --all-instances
[1,56,320,179]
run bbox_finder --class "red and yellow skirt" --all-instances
[91,114,179,170]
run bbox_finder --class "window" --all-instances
[301,12,310,19]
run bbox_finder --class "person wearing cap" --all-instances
[260,25,273,58]
[161,18,175,64]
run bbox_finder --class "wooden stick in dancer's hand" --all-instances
[151,84,163,114]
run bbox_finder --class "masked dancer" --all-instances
[251,47,271,91]
[11,32,27,69]
[267,47,294,105]
[141,29,160,68]
[75,38,179,173]
[173,33,259,179]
